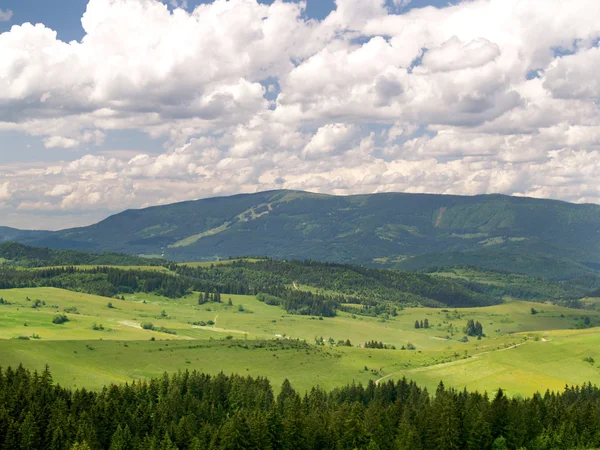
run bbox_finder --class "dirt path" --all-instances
[119,320,142,330]
[193,314,247,334]
[375,342,526,385]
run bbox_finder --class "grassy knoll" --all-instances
[1,287,600,395]
[395,329,600,396]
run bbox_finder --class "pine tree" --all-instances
[424,319,429,329]
[341,402,368,449]
[70,443,92,450]
[159,432,179,450]
[109,424,133,450]
[19,411,41,449]
[219,412,251,450]
[415,320,420,329]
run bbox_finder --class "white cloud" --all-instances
[0,182,11,203]
[302,124,359,159]
[421,37,500,72]
[0,8,12,21]
[2,0,600,227]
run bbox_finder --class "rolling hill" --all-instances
[3,190,600,279]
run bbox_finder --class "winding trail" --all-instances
[375,342,526,385]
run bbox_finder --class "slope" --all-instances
[2,190,599,278]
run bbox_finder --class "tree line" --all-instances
[3,365,600,449]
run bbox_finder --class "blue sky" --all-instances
[0,0,599,229]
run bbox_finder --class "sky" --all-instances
[0,0,599,230]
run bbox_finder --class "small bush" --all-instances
[406,342,416,350]
[52,314,69,325]
[64,306,79,314]
[584,356,595,364]
[107,302,114,309]
[207,320,215,325]
[141,322,154,330]
[92,323,104,331]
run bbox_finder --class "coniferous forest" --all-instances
[2,365,600,450]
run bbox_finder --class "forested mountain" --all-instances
[3,190,600,279]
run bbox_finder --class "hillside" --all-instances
[3,190,600,278]
[0,242,165,268]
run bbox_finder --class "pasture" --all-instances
[1,286,599,395]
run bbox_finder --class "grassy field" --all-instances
[177,258,264,268]
[1,287,600,395]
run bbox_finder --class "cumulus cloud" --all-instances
[0,182,11,203]
[1,0,600,228]
[0,9,12,21]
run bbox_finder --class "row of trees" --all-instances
[414,319,430,329]
[0,267,192,298]
[3,366,600,449]
[464,320,484,337]
[364,341,395,350]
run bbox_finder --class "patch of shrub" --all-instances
[52,314,69,324]
[256,293,283,306]
[153,326,176,335]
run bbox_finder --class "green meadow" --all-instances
[1,286,600,395]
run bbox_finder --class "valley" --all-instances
[2,283,600,395]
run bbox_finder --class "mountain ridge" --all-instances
[2,189,600,279]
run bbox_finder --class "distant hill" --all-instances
[0,242,593,308]
[0,242,165,268]
[3,190,600,279]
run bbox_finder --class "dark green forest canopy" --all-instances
[0,242,165,268]
[1,242,597,316]
[1,365,600,450]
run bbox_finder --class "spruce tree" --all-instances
[19,411,41,450]
[109,424,133,450]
